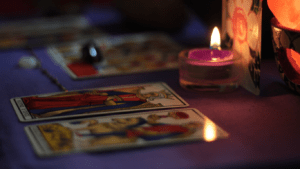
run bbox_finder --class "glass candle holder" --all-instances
[271,17,300,94]
[178,48,243,92]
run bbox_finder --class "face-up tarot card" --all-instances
[11,82,188,122]
[24,108,229,157]
[47,33,182,79]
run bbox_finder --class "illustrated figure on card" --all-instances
[79,121,202,146]
[21,86,173,118]
[222,0,262,95]
[37,111,202,150]
[11,83,188,122]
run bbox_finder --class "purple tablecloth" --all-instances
[1,7,300,169]
[1,47,300,169]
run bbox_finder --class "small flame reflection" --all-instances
[203,118,217,142]
[211,58,218,61]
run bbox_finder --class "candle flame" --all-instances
[210,27,221,50]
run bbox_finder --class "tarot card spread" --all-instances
[11,82,188,122]
[47,33,182,79]
[24,108,229,157]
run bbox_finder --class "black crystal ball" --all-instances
[82,41,103,64]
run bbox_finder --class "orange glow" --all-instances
[210,27,221,50]
[288,49,300,69]
[203,119,217,142]
[268,0,300,30]
[286,49,300,84]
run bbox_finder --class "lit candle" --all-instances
[178,26,242,92]
[188,27,234,66]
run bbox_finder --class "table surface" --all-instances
[1,7,300,169]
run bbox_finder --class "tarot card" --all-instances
[47,32,182,79]
[222,0,262,95]
[24,108,229,157]
[11,82,188,122]
[0,15,105,49]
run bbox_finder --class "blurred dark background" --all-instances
[185,0,275,60]
[0,0,274,59]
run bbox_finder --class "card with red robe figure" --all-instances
[10,82,188,122]
[24,108,229,157]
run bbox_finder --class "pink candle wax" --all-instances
[188,48,233,66]
[178,48,242,91]
[178,26,242,92]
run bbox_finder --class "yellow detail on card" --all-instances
[38,124,73,151]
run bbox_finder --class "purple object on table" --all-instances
[188,48,234,66]
[178,48,242,92]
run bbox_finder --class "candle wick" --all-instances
[210,45,221,62]
[210,45,221,51]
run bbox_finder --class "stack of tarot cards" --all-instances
[11,82,229,157]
